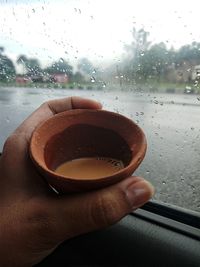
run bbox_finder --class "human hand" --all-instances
[0,97,154,267]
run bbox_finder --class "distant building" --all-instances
[191,65,200,80]
[15,76,31,84]
[175,61,192,83]
[51,73,68,83]
[166,61,193,83]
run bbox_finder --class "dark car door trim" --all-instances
[136,200,200,241]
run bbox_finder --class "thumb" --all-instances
[48,176,154,243]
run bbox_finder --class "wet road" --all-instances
[0,87,200,213]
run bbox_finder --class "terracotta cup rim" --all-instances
[29,109,147,192]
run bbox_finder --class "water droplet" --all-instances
[59,58,64,63]
[90,76,96,83]
[135,112,139,116]
[197,97,200,101]
[140,52,145,56]
[185,85,191,91]
[191,127,195,130]
[162,181,166,185]
[140,112,144,115]
[115,96,118,100]
[5,117,10,123]
[153,100,159,104]
[102,82,106,88]
[92,69,96,74]
[146,170,150,174]
[32,8,35,13]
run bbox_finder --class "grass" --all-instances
[0,80,200,94]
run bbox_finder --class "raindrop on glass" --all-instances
[102,82,106,88]
[194,80,198,86]
[5,117,10,123]
[197,97,200,101]
[185,86,191,92]
[90,76,96,83]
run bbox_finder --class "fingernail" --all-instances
[97,102,103,109]
[126,181,155,209]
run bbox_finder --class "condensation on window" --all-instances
[0,0,199,212]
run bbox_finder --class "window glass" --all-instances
[0,0,199,213]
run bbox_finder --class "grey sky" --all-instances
[1,0,200,69]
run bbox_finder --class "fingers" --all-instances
[47,176,154,243]
[3,96,102,165]
[14,96,102,139]
[47,96,102,114]
[1,97,102,194]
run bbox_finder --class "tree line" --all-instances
[122,28,200,83]
[0,47,94,83]
[1,28,200,84]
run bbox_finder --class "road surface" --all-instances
[0,87,199,213]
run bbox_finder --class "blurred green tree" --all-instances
[77,58,94,75]
[17,55,42,79]
[0,47,16,81]
[44,58,73,79]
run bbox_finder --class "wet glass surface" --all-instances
[0,0,200,213]
[0,87,199,212]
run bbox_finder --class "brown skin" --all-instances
[0,97,154,267]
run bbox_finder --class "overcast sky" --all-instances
[1,0,200,68]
